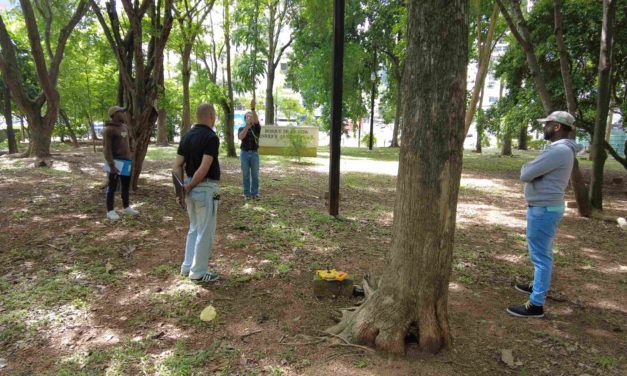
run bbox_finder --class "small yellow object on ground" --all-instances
[316,269,348,281]
[200,305,217,322]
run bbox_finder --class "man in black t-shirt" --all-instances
[173,103,221,284]
[238,99,261,200]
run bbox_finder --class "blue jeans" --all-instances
[182,178,219,279]
[526,205,564,306]
[240,150,259,197]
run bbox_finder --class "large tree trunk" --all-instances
[2,79,18,153]
[501,130,512,156]
[328,0,468,354]
[517,123,527,150]
[26,112,55,158]
[157,107,168,145]
[589,0,617,210]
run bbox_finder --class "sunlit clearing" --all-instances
[310,158,399,176]
[457,203,526,228]
[589,300,626,313]
[494,254,526,265]
[599,264,627,274]
[461,177,515,193]
[51,161,72,173]
[449,282,466,292]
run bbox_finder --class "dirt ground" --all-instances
[0,144,625,375]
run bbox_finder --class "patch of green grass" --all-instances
[11,209,31,221]
[276,262,292,274]
[144,146,179,161]
[225,271,264,286]
[594,354,619,369]
[151,263,178,278]
[156,339,217,375]
[56,340,151,375]
[354,359,368,368]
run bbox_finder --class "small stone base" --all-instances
[312,275,354,298]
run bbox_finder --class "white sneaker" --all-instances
[107,210,120,221]
[123,207,140,216]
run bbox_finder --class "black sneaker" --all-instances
[506,301,544,318]
[191,272,219,284]
[514,282,533,294]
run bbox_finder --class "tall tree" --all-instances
[465,0,502,136]
[496,0,592,217]
[328,0,468,354]
[173,0,215,136]
[0,0,89,159]
[262,0,296,125]
[364,0,406,147]
[589,0,617,210]
[223,0,237,157]
[1,78,18,153]
[90,0,173,189]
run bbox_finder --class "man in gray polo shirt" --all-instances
[507,111,582,318]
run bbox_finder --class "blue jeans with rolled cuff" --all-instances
[526,205,564,306]
[181,178,219,279]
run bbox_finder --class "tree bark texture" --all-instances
[590,0,617,210]
[553,0,592,217]
[328,0,468,354]
[224,0,237,157]
[501,130,512,156]
[181,44,192,136]
[2,79,18,153]
[517,123,527,150]
[390,64,402,147]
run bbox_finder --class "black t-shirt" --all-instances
[177,124,220,181]
[238,123,261,151]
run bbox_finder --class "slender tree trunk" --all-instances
[181,44,192,136]
[59,109,79,147]
[604,110,613,142]
[156,68,168,146]
[224,0,236,157]
[390,66,401,147]
[20,115,27,142]
[475,86,484,153]
[496,0,552,113]
[553,0,592,217]
[26,113,55,158]
[464,2,499,135]
[590,0,617,210]
[265,61,275,125]
[2,79,18,153]
[328,0,468,354]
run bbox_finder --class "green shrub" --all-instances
[287,127,307,162]
[361,133,377,147]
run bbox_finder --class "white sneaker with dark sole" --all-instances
[107,210,120,221]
